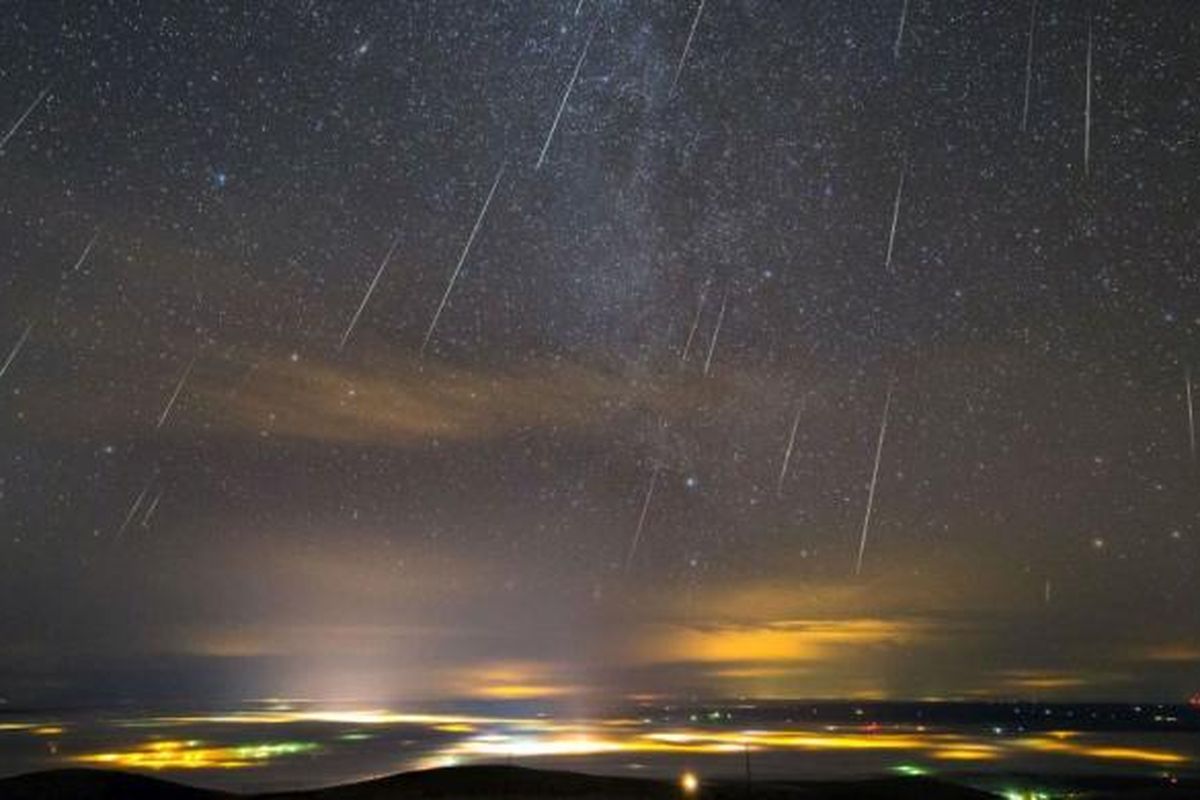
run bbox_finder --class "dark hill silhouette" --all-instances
[263,765,1007,799]
[6,764,1190,800]
[0,765,1000,800]
[263,765,679,799]
[0,768,229,799]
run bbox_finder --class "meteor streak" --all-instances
[0,322,35,382]
[1187,366,1196,463]
[536,24,597,169]
[777,403,803,497]
[72,232,101,273]
[702,288,728,377]
[680,281,709,364]
[157,357,197,430]
[340,230,403,350]
[141,490,164,528]
[1084,17,1093,175]
[670,0,706,93]
[854,381,894,576]
[114,481,153,543]
[421,164,506,356]
[893,0,909,60]
[885,162,905,269]
[1021,0,1038,132]
[0,84,52,152]
[624,467,659,571]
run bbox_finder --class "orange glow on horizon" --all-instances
[71,739,318,770]
[69,706,1192,774]
[635,618,925,665]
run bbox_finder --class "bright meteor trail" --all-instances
[340,230,403,351]
[536,23,597,170]
[0,84,52,152]
[71,232,100,273]
[854,380,894,576]
[0,323,35,382]
[421,164,506,356]
[624,466,659,571]
[777,402,803,497]
[885,162,905,269]
[156,357,197,430]
[702,288,728,377]
[670,0,706,93]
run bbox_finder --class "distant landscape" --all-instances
[1,701,1197,799]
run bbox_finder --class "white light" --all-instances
[680,771,700,795]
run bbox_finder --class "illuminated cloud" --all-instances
[631,618,929,665]
[197,355,640,445]
[994,670,1093,691]
[1141,643,1200,663]
[447,661,584,700]
[13,335,775,452]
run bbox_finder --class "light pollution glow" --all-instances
[72,740,318,770]
[56,708,1190,772]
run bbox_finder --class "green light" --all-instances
[232,741,318,761]
[891,763,929,777]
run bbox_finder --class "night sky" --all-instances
[1,0,1198,709]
